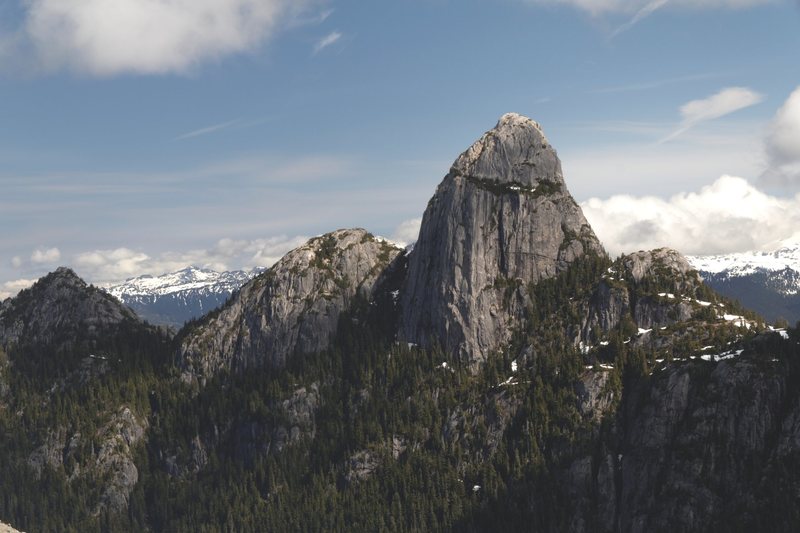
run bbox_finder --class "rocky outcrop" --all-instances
[401,113,605,364]
[0,267,137,349]
[582,248,713,342]
[179,229,402,382]
[25,406,147,515]
[344,436,408,484]
[0,521,24,533]
[576,369,616,422]
[94,407,147,513]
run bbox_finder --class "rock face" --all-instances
[623,248,697,290]
[94,407,148,513]
[0,267,137,348]
[0,521,23,533]
[25,406,147,515]
[179,229,402,381]
[582,248,706,341]
[401,113,605,363]
[561,352,800,533]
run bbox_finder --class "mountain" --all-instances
[0,268,172,523]
[178,229,404,382]
[107,266,263,329]
[400,113,605,365]
[689,243,800,324]
[2,114,800,532]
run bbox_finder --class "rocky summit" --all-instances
[178,228,402,382]
[401,113,604,364]
[0,267,138,348]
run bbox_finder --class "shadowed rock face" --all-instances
[178,229,402,382]
[400,113,605,364]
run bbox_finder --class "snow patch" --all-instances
[700,349,744,362]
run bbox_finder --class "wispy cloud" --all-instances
[292,8,334,27]
[562,123,762,199]
[525,0,773,16]
[592,72,724,94]
[611,0,669,37]
[313,31,342,55]
[660,87,763,143]
[175,119,241,141]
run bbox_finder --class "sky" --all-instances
[1,0,800,297]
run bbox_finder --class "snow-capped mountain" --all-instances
[107,266,264,329]
[688,243,800,324]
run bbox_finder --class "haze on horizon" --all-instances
[1,0,800,298]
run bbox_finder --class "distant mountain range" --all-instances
[106,266,264,329]
[689,243,800,324]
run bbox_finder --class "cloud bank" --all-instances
[8,0,320,75]
[73,235,309,286]
[581,175,800,257]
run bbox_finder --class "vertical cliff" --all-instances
[400,113,605,364]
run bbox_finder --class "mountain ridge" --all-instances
[106,266,264,329]
[689,243,800,323]
[2,114,799,532]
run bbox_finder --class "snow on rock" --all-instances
[700,349,744,362]
[722,314,752,329]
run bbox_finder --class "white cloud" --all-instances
[763,86,800,185]
[30,247,61,264]
[313,31,342,54]
[9,0,320,75]
[73,235,308,285]
[581,175,800,257]
[11,256,22,268]
[661,87,763,143]
[389,218,422,247]
[0,278,37,300]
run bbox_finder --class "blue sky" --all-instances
[2,0,800,295]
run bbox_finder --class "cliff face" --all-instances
[178,229,402,381]
[400,113,605,364]
[563,343,800,533]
